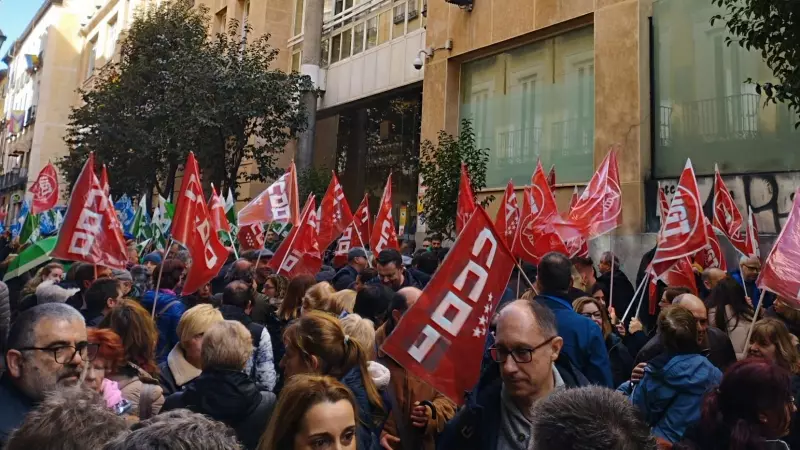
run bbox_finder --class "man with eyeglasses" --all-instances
[0,303,97,446]
[439,298,589,450]
[731,255,774,309]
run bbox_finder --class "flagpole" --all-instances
[515,261,535,294]
[742,289,766,355]
[620,273,649,324]
[608,241,616,310]
[351,223,373,268]
[151,241,174,319]
[515,258,522,297]
[228,230,239,259]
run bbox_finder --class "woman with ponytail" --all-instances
[676,358,796,450]
[281,310,387,450]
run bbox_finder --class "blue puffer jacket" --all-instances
[139,289,186,364]
[340,367,386,450]
[619,353,722,444]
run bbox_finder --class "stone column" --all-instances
[295,0,324,171]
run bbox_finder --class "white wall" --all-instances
[320,29,425,110]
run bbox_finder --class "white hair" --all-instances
[36,280,80,305]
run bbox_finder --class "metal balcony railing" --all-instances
[659,93,761,145]
[0,167,28,190]
[551,118,593,156]
[494,126,543,167]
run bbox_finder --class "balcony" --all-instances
[551,117,593,166]
[659,93,761,145]
[494,126,543,168]
[0,167,28,191]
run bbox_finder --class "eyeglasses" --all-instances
[17,342,100,364]
[743,264,761,272]
[489,336,556,364]
[580,311,603,320]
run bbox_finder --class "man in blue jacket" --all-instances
[438,298,588,450]
[532,252,613,387]
[730,255,774,309]
[331,247,369,291]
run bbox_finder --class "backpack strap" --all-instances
[157,300,181,318]
[138,383,159,420]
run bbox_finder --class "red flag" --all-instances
[335,195,370,266]
[29,162,59,215]
[658,182,671,228]
[268,196,322,278]
[100,165,110,197]
[757,189,800,307]
[568,186,579,212]
[559,150,622,239]
[318,172,354,249]
[237,223,265,251]
[547,164,556,190]
[370,174,399,254]
[648,272,658,315]
[208,184,231,233]
[713,165,747,255]
[564,186,589,258]
[659,257,699,295]
[380,207,515,405]
[694,217,727,272]
[513,161,569,265]
[171,153,228,294]
[745,207,760,259]
[651,159,708,276]
[494,180,519,249]
[238,162,300,226]
[51,153,127,269]
[456,163,477,235]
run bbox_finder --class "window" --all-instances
[377,11,391,45]
[86,37,98,79]
[321,38,330,67]
[214,8,227,34]
[331,34,342,63]
[293,0,304,36]
[392,3,406,39]
[353,22,365,55]
[366,17,378,49]
[652,0,800,176]
[291,51,301,72]
[459,26,595,187]
[241,0,250,38]
[341,28,353,59]
[407,0,420,32]
[105,16,118,59]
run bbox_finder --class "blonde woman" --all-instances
[300,282,339,316]
[158,304,224,396]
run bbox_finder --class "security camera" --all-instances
[412,56,423,70]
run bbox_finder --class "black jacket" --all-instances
[635,327,737,373]
[161,369,276,450]
[597,270,636,319]
[332,264,359,291]
[607,333,635,388]
[0,375,35,447]
[437,355,588,450]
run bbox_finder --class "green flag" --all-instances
[19,212,39,246]
[132,193,150,239]
[225,188,237,226]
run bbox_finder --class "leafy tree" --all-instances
[60,0,310,204]
[298,166,332,204]
[711,0,800,125]
[419,119,492,240]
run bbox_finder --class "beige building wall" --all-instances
[421,0,651,233]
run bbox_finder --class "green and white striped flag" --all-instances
[225,188,236,226]
[19,212,39,246]
[131,193,149,240]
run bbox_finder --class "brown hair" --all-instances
[658,305,700,354]
[265,274,289,300]
[258,375,358,450]
[87,328,126,373]
[572,296,612,340]
[98,299,159,376]
[283,311,384,415]
[278,274,316,321]
[663,286,693,304]
[154,259,186,291]
[301,282,338,315]
[751,318,800,374]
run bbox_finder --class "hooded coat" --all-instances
[139,289,186,363]
[340,366,387,450]
[619,353,722,444]
[161,369,276,450]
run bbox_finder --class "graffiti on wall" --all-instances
[647,172,800,235]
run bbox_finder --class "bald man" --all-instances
[633,293,736,373]
[701,268,727,292]
[376,287,456,450]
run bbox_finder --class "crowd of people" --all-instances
[0,229,797,450]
